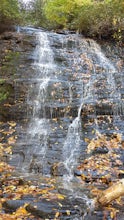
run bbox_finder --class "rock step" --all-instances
[2,100,123,122]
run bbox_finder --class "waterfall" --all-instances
[26,31,56,173]
[15,27,123,179]
[3,25,123,220]
[62,38,122,180]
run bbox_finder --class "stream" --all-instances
[1,26,124,219]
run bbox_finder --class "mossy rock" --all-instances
[0,80,14,103]
[0,80,15,121]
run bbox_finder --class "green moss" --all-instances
[4,51,20,63]
[1,51,20,77]
[0,90,9,102]
[0,84,9,102]
[0,80,13,103]
[0,79,5,84]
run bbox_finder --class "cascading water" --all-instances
[24,31,89,176]
[25,31,56,173]
[63,116,82,179]
[14,28,123,183]
[61,38,122,180]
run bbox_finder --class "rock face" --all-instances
[0,22,15,34]
[0,27,124,178]
[3,196,87,219]
[26,198,86,219]
[0,30,35,121]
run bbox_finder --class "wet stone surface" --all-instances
[0,30,36,122]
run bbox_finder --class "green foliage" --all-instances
[0,0,20,32]
[0,0,123,41]
[75,0,124,40]
[0,79,14,103]
[0,80,9,102]
[41,0,124,41]
[18,0,47,27]
[0,0,19,19]
[30,0,46,26]
[1,50,20,78]
[44,0,80,29]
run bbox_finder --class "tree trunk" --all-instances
[96,179,124,206]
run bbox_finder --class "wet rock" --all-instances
[1,32,16,40]
[7,152,25,168]
[58,188,73,196]
[51,162,68,176]
[23,39,36,47]
[0,32,23,44]
[26,198,85,219]
[29,156,43,174]
[56,30,76,35]
[75,167,112,183]
[92,146,109,154]
[118,172,124,179]
[0,30,35,122]
[26,199,59,219]
[3,199,33,212]
[39,106,78,118]
[74,169,84,176]
[81,102,115,116]
[120,153,124,165]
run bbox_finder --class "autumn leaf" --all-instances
[116,133,122,142]
[58,202,63,207]
[8,122,16,127]
[14,205,28,216]
[55,211,60,218]
[66,210,71,215]
[57,194,65,200]
[8,136,16,144]
[3,104,11,107]
[84,138,90,143]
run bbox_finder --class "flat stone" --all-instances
[92,146,109,154]
[26,197,85,219]
[3,198,33,212]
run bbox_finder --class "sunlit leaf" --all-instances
[58,202,63,207]
[15,206,28,216]
[8,136,16,144]
[57,194,65,200]
[66,210,71,215]
[55,211,60,218]
[8,122,16,127]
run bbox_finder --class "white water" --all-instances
[33,32,55,76]
[63,116,82,178]
[26,32,56,172]
[84,40,121,102]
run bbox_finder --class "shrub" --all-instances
[0,0,20,33]
[75,0,124,40]
[43,0,124,41]
[44,0,81,29]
